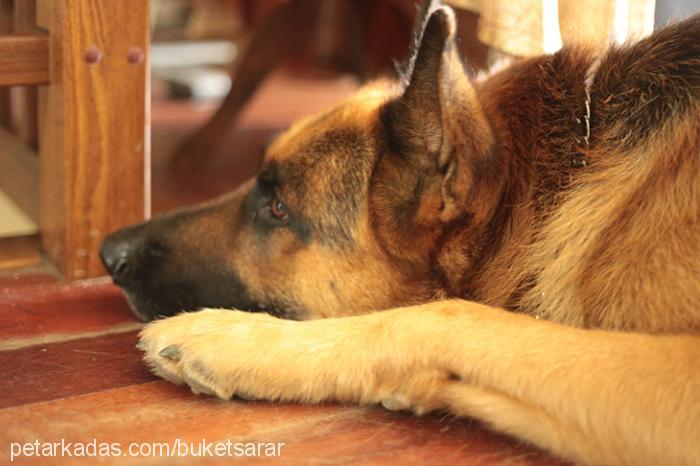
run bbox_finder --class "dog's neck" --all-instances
[433,48,599,309]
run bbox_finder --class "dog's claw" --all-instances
[135,340,148,351]
[159,345,182,361]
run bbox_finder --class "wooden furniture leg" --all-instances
[13,0,39,149]
[169,0,322,174]
[0,90,10,129]
[36,0,150,280]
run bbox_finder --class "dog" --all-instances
[100,2,700,464]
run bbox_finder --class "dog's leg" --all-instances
[139,302,700,465]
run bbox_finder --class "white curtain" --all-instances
[448,0,656,57]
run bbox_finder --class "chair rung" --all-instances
[0,33,49,86]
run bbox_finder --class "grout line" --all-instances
[0,322,144,351]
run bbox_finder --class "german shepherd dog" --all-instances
[100,2,700,464]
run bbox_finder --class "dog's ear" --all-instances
[386,3,493,224]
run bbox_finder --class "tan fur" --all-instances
[520,111,700,331]
[132,3,700,465]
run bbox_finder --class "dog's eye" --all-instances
[270,198,288,220]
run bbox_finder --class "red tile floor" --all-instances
[0,71,567,465]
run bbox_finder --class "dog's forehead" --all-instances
[265,80,398,164]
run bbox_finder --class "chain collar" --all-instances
[533,57,602,321]
[573,57,600,168]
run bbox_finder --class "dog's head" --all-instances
[100,1,499,321]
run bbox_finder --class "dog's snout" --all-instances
[100,232,136,284]
[100,223,166,287]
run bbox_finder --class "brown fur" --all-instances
[119,2,700,464]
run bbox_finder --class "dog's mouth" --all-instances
[116,284,255,322]
[122,291,162,322]
[116,283,301,322]
[116,284,208,322]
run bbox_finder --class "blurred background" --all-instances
[1,0,698,240]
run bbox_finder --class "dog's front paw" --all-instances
[138,309,285,400]
[138,304,462,411]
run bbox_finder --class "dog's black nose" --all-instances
[100,224,168,288]
[99,232,136,285]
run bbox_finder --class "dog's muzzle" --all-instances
[99,214,269,322]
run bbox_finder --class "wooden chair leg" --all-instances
[9,87,38,149]
[169,0,322,174]
[37,0,149,280]
[0,89,10,128]
[13,1,39,149]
